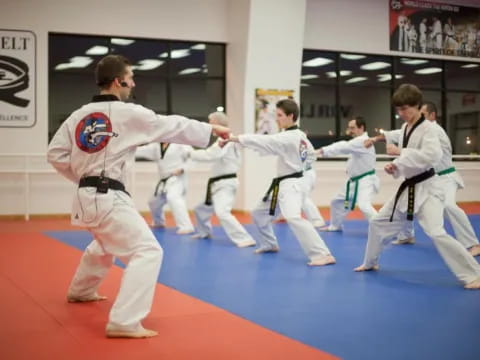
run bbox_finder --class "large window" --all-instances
[48,33,226,141]
[301,49,480,154]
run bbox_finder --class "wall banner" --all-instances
[255,89,294,134]
[389,0,480,58]
[0,29,36,127]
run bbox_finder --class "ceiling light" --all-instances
[326,70,352,78]
[461,63,479,68]
[301,74,318,80]
[159,52,168,58]
[345,76,368,84]
[300,83,310,87]
[158,49,192,59]
[377,74,404,82]
[178,68,202,75]
[302,57,333,67]
[414,67,442,75]
[340,54,366,60]
[55,56,93,70]
[191,44,206,50]
[216,106,224,112]
[131,59,164,71]
[111,38,135,46]
[400,58,429,65]
[85,45,109,55]
[360,62,391,70]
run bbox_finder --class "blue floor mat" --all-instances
[46,215,480,360]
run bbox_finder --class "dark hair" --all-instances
[392,84,423,109]
[351,116,366,131]
[276,99,299,121]
[422,101,437,116]
[95,55,131,89]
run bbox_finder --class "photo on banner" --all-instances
[389,0,480,58]
[255,89,294,134]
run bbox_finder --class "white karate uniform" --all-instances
[321,132,379,230]
[190,140,255,246]
[302,158,326,227]
[419,22,427,53]
[47,95,212,332]
[362,119,480,284]
[239,128,332,262]
[136,142,194,232]
[433,19,443,51]
[385,122,479,249]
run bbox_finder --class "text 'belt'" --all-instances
[204,173,237,205]
[344,169,375,210]
[263,171,303,216]
[389,168,435,222]
[79,176,130,196]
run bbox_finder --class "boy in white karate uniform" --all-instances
[355,84,480,290]
[224,99,335,266]
[47,55,230,338]
[317,117,379,232]
[136,142,194,234]
[190,112,256,248]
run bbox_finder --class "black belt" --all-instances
[79,176,130,196]
[154,175,172,196]
[205,173,237,205]
[389,168,435,222]
[262,171,303,216]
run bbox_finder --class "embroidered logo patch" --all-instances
[75,112,118,153]
[299,139,308,162]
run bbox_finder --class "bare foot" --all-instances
[392,237,416,245]
[468,245,480,257]
[176,229,195,235]
[254,246,279,254]
[191,233,211,240]
[67,293,107,303]
[308,255,336,266]
[354,264,379,272]
[318,225,341,232]
[464,278,480,290]
[106,328,158,338]
[237,240,256,248]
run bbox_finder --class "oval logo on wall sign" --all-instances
[75,112,118,153]
[0,55,30,107]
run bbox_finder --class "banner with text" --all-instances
[0,29,36,127]
[389,0,480,58]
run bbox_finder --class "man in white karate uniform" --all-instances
[190,112,256,248]
[367,102,480,256]
[136,142,194,234]
[316,117,379,232]
[355,84,480,290]
[225,99,335,266]
[47,55,230,338]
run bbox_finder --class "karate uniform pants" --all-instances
[251,178,331,261]
[397,176,479,249]
[68,191,163,331]
[148,176,193,232]
[302,169,325,226]
[329,177,378,229]
[194,180,254,246]
[362,192,480,284]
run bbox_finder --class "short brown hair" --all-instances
[276,99,299,121]
[392,84,423,109]
[95,55,131,89]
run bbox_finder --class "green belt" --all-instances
[437,167,455,176]
[344,169,375,210]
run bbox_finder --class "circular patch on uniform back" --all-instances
[75,112,117,153]
[299,139,308,162]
